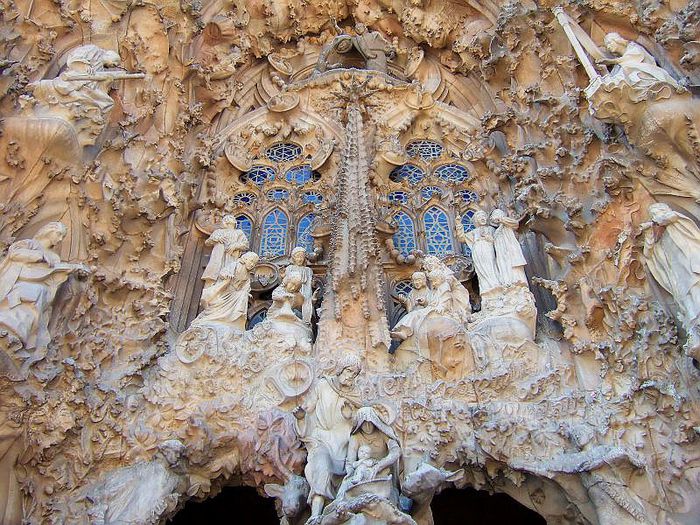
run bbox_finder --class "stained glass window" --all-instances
[392,211,417,256]
[456,189,478,203]
[460,210,475,256]
[302,191,323,204]
[233,192,256,206]
[406,140,443,160]
[259,209,288,257]
[267,188,289,201]
[243,165,275,186]
[423,206,454,255]
[265,143,302,162]
[388,191,408,204]
[236,214,253,240]
[389,164,425,184]
[420,186,443,200]
[297,213,316,252]
[247,309,267,329]
[394,280,413,298]
[434,164,469,184]
[285,165,313,185]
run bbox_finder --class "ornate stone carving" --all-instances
[294,355,362,521]
[0,222,88,380]
[27,45,144,147]
[1,3,700,525]
[641,203,700,360]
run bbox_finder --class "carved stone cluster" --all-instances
[0,1,699,525]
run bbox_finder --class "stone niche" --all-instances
[0,1,699,525]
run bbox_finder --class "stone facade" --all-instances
[0,1,699,523]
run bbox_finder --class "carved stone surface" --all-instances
[1,2,700,525]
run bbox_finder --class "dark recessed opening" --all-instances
[168,486,278,525]
[431,487,546,525]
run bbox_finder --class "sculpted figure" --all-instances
[345,445,376,485]
[641,203,700,356]
[422,258,471,321]
[338,407,401,501]
[353,23,394,73]
[294,354,363,521]
[265,272,312,343]
[490,209,527,286]
[0,222,88,373]
[456,211,499,293]
[286,247,314,324]
[391,272,430,342]
[314,23,394,75]
[554,10,700,202]
[29,45,143,146]
[85,440,187,525]
[597,33,682,102]
[191,251,259,331]
[201,215,250,287]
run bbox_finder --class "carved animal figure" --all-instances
[264,474,310,523]
[402,463,464,525]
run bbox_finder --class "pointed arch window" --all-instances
[236,214,253,241]
[393,211,417,257]
[460,210,475,256]
[423,206,453,256]
[259,209,288,257]
[297,213,316,253]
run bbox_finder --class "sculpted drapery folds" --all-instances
[294,354,362,521]
[641,203,700,358]
[191,250,259,331]
[0,222,88,377]
[286,247,315,325]
[456,210,499,294]
[3,3,700,525]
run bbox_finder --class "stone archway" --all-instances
[168,486,278,525]
[431,487,546,525]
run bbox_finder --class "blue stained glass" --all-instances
[424,206,454,256]
[456,189,478,203]
[267,188,289,201]
[302,191,323,204]
[460,210,475,256]
[247,309,267,329]
[406,140,443,160]
[297,213,316,252]
[285,165,313,185]
[266,143,302,162]
[420,186,443,200]
[388,191,408,204]
[244,165,275,186]
[233,192,256,205]
[392,211,416,256]
[389,164,425,184]
[394,280,413,298]
[236,215,253,240]
[260,209,288,257]
[434,164,469,184]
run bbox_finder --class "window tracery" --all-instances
[383,140,480,259]
[406,139,443,160]
[389,164,425,184]
[236,214,253,240]
[392,211,417,257]
[297,213,317,253]
[265,142,302,163]
[260,209,289,257]
[423,206,454,256]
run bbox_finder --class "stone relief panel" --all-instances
[0,1,699,525]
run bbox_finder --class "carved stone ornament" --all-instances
[2,3,700,525]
